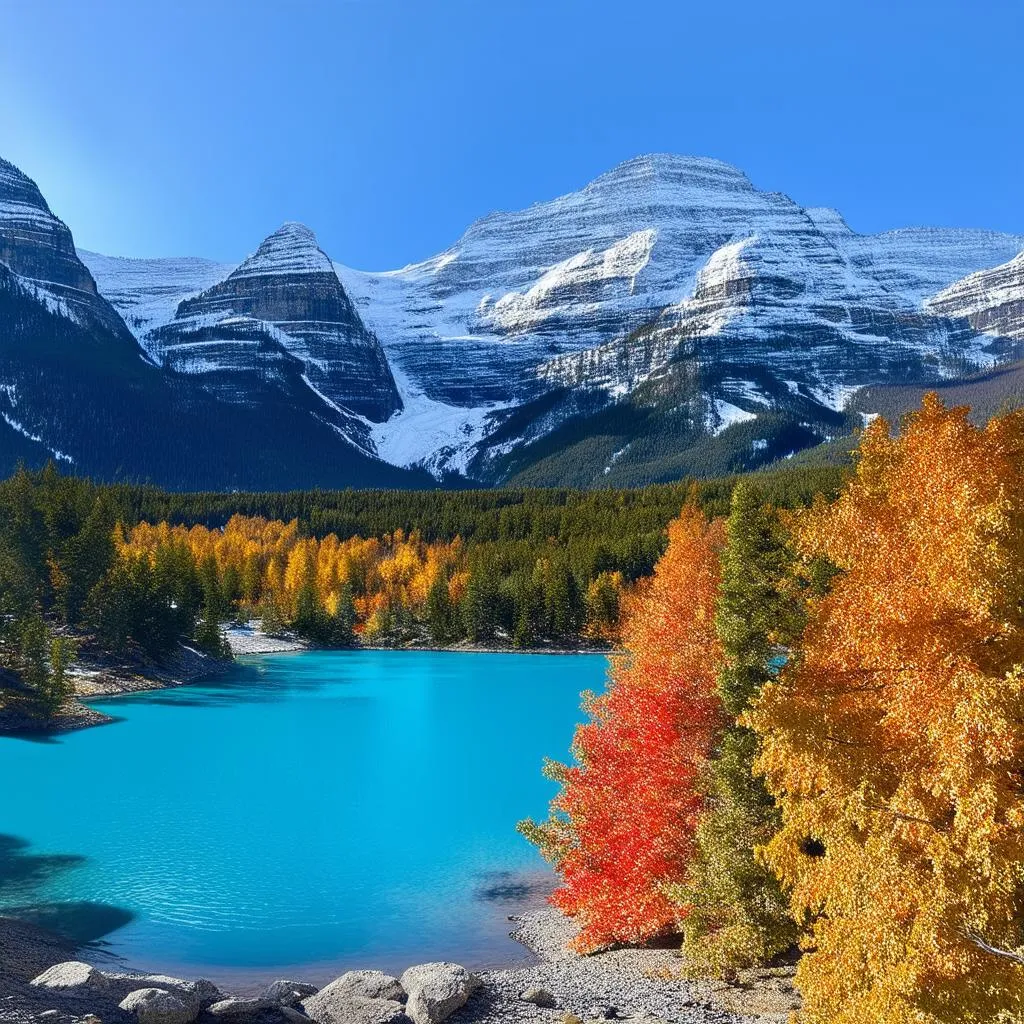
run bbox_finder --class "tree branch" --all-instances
[963,929,1024,968]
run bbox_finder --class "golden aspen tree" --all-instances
[748,395,1024,1024]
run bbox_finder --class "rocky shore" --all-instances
[0,643,233,736]
[0,910,798,1024]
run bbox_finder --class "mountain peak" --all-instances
[584,153,755,196]
[230,221,334,280]
[0,154,112,306]
[0,157,54,217]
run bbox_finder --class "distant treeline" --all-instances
[0,461,846,717]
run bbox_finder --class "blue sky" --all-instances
[0,0,1020,267]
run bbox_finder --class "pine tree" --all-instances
[425,572,456,645]
[195,554,230,658]
[675,483,801,978]
[462,564,499,643]
[331,582,357,645]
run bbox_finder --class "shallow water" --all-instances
[0,650,603,983]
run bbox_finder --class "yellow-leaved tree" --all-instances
[748,394,1024,1023]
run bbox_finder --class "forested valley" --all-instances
[0,460,844,719]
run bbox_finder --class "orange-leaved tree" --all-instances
[520,506,725,951]
[748,394,1024,1024]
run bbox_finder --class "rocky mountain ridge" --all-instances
[150,221,401,423]
[4,151,1023,487]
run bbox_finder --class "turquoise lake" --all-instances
[0,650,604,983]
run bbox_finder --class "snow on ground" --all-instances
[79,250,234,349]
[225,623,307,655]
[1,411,74,463]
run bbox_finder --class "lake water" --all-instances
[0,650,604,984]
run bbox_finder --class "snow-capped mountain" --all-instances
[926,250,1024,343]
[337,155,1023,406]
[0,157,429,490]
[0,157,138,344]
[7,151,1024,488]
[148,222,401,423]
[337,155,1023,481]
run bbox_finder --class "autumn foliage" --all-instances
[749,395,1024,1023]
[113,513,632,647]
[521,507,725,951]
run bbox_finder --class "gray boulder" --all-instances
[301,983,409,1024]
[118,987,199,1024]
[208,996,273,1019]
[399,963,479,1024]
[305,970,406,1009]
[30,961,110,992]
[261,980,319,1006]
[520,986,557,1008]
[104,972,220,1008]
[302,992,409,1024]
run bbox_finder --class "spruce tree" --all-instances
[676,481,800,978]
[195,554,230,658]
[425,573,456,645]
[331,582,357,645]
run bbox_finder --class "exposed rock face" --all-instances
[80,250,232,354]
[926,250,1024,343]
[150,222,401,421]
[7,148,1024,486]
[0,155,429,490]
[339,154,1024,412]
[0,158,133,340]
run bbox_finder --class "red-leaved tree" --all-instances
[521,507,725,951]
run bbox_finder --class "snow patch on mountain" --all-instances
[1,410,74,463]
[710,401,757,435]
[369,366,508,476]
[806,382,861,412]
[230,222,335,279]
[926,250,1024,341]
[477,228,657,334]
[79,250,233,349]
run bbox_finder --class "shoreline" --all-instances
[0,628,615,738]
[0,642,234,737]
[0,908,796,1024]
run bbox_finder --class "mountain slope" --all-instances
[25,151,1024,488]
[330,155,1024,481]
[339,155,1024,406]
[925,250,1024,342]
[79,250,234,353]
